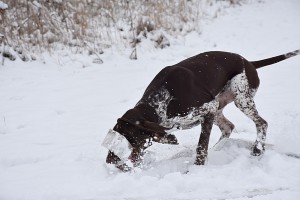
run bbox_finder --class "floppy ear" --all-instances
[142,121,178,145]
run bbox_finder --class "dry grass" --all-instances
[0,0,244,62]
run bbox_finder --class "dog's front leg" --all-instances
[195,113,214,165]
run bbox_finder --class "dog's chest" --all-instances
[146,88,219,131]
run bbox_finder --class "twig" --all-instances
[84,41,103,64]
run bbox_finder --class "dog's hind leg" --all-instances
[234,93,268,156]
[229,70,267,156]
[214,109,235,142]
[214,89,235,142]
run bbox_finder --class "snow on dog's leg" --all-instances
[234,93,267,156]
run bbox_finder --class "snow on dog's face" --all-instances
[103,109,178,172]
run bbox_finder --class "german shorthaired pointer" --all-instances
[103,50,299,172]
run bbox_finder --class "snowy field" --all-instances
[1,0,300,199]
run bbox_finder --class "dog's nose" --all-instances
[106,150,133,172]
[106,151,121,164]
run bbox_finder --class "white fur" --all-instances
[147,87,219,131]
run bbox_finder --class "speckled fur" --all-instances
[147,70,267,156]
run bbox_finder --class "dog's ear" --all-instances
[142,121,167,132]
[142,121,178,145]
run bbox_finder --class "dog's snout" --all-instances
[106,151,121,164]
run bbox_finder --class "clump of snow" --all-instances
[0,1,8,10]
[102,129,133,160]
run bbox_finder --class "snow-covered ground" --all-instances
[1,0,300,199]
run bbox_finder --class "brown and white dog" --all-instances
[103,50,300,172]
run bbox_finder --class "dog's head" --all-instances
[104,108,178,172]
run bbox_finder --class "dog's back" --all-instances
[140,51,258,117]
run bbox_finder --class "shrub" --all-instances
[0,0,245,62]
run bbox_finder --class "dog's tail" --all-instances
[251,49,300,69]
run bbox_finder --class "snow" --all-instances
[0,1,8,10]
[102,129,133,160]
[1,0,300,199]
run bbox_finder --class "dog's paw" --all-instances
[251,143,265,156]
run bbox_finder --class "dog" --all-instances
[103,50,299,172]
